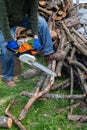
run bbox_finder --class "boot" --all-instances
[44,50,65,62]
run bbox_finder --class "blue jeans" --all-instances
[0,16,54,81]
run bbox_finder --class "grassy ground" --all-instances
[0,58,87,130]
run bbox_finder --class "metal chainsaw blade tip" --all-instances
[19,54,57,77]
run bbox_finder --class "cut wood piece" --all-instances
[22,67,42,79]
[61,21,87,56]
[69,47,76,114]
[42,64,52,90]
[0,116,12,128]
[63,0,71,11]
[71,27,87,44]
[51,78,70,91]
[39,1,46,7]
[52,13,65,21]
[33,72,46,91]
[21,91,87,100]
[38,6,52,16]
[69,60,87,73]
[76,68,87,93]
[50,30,58,39]
[56,44,71,77]
[68,113,87,122]
[58,10,66,18]
[64,16,80,28]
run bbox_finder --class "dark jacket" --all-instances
[0,0,38,42]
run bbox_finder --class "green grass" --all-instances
[0,59,87,130]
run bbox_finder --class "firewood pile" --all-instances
[38,0,71,21]
[20,0,87,126]
[1,1,87,129]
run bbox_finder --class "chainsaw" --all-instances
[7,42,57,77]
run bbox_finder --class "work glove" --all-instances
[33,38,41,51]
[7,40,19,51]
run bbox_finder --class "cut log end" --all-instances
[7,117,13,128]
[57,72,61,77]
[0,116,12,128]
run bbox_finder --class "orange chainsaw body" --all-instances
[18,42,37,55]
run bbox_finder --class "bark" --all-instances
[61,21,87,56]
[76,37,87,50]
[71,27,87,44]
[68,114,87,122]
[56,44,71,77]
[38,6,52,16]
[69,47,76,113]
[69,60,87,73]
[76,68,87,93]
[64,16,80,28]
[42,64,52,90]
[0,116,12,128]
[35,72,47,91]
[21,91,87,100]
[22,66,42,79]
[51,78,70,91]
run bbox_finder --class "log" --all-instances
[69,47,76,113]
[38,6,52,16]
[18,78,53,121]
[51,60,56,85]
[39,1,46,7]
[61,21,87,56]
[76,37,87,50]
[42,64,52,90]
[76,68,87,93]
[34,72,46,91]
[51,78,70,91]
[0,116,12,128]
[5,99,26,130]
[64,16,80,28]
[71,27,87,44]
[55,28,66,77]
[83,24,87,35]
[22,66,42,79]
[57,102,80,114]
[68,114,87,122]
[52,12,66,21]
[69,60,87,73]
[56,44,71,77]
[21,91,87,100]
[63,0,70,11]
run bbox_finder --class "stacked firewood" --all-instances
[38,0,71,21]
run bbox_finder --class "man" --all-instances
[0,0,65,87]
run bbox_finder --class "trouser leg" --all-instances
[38,16,54,56]
[0,27,16,81]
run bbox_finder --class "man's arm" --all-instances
[28,0,39,36]
[0,0,13,42]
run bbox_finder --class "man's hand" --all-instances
[7,40,19,50]
[33,38,41,51]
